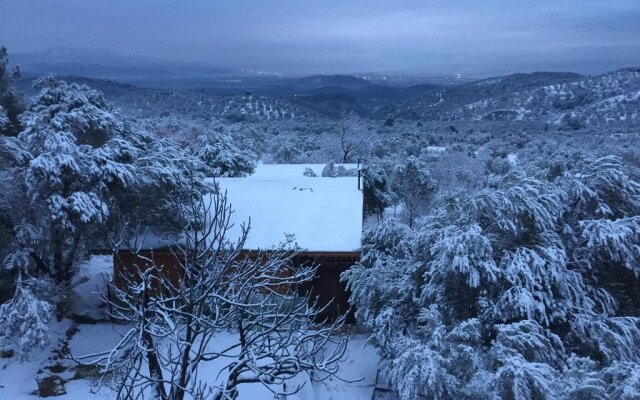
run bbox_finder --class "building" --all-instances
[113,163,364,321]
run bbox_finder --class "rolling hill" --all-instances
[394,69,640,128]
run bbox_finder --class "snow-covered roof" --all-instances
[127,164,363,252]
[216,164,363,252]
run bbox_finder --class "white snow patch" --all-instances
[425,146,446,154]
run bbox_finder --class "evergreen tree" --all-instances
[343,156,640,399]
[191,130,255,177]
[3,75,206,283]
[391,156,436,227]
[363,165,397,218]
[0,46,24,135]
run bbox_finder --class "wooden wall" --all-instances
[113,250,359,322]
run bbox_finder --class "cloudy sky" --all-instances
[1,0,639,75]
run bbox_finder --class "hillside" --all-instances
[13,68,640,126]
[395,72,583,119]
[14,76,315,121]
[14,75,440,120]
[395,69,640,128]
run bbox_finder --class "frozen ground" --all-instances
[0,255,382,399]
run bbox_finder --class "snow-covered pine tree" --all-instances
[191,130,256,177]
[14,75,134,283]
[0,106,8,131]
[363,165,397,218]
[7,75,207,283]
[343,155,640,399]
[0,46,23,135]
[390,156,436,228]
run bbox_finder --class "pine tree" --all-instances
[191,130,255,177]
[0,46,24,135]
[343,156,640,399]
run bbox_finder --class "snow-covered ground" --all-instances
[1,255,382,399]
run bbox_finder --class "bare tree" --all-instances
[75,188,349,400]
[338,110,366,163]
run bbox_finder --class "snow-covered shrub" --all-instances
[570,316,640,363]
[493,355,560,399]
[386,336,458,399]
[303,166,317,177]
[598,361,640,399]
[0,135,31,167]
[0,106,8,131]
[491,320,564,367]
[579,217,640,276]
[321,162,357,177]
[0,276,53,359]
[560,355,608,400]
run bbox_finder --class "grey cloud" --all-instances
[0,0,638,75]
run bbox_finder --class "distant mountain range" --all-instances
[10,47,270,89]
[12,76,314,122]
[10,48,640,126]
[9,47,462,90]
[10,48,446,118]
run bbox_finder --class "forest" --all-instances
[1,39,640,400]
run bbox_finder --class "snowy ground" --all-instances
[0,255,384,399]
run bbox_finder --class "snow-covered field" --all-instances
[0,255,382,399]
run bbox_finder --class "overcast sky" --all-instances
[1,0,639,75]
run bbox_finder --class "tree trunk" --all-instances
[143,330,168,400]
[173,313,194,400]
[63,230,82,281]
[52,228,65,283]
[142,285,168,400]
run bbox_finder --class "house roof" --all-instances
[126,164,363,253]
[216,164,363,252]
